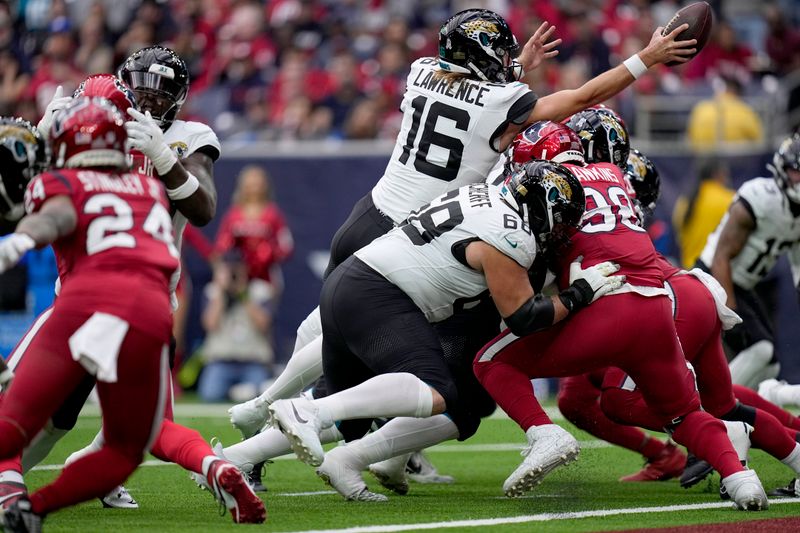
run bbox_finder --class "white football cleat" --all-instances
[406,451,454,484]
[503,424,580,498]
[369,453,411,495]
[100,485,138,509]
[721,469,768,511]
[317,446,387,502]
[229,397,270,440]
[723,421,753,466]
[269,398,325,467]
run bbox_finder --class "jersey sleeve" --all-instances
[485,82,537,151]
[474,207,538,269]
[178,121,222,161]
[24,172,75,215]
[736,178,780,225]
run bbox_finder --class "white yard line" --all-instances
[279,499,800,533]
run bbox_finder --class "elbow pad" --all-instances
[505,294,556,337]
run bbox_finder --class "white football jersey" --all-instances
[130,119,221,305]
[700,177,800,290]
[371,57,536,224]
[356,183,537,323]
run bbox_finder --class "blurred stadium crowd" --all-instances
[2,0,799,143]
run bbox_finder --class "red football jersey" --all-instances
[24,168,179,336]
[556,162,663,288]
[213,204,294,282]
[655,252,682,280]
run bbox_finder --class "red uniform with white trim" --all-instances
[0,168,176,516]
[600,256,798,461]
[473,163,746,480]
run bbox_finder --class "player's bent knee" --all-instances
[720,401,757,426]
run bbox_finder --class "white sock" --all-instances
[341,415,458,470]
[201,455,218,476]
[40,427,95,472]
[0,470,24,484]
[729,340,774,389]
[223,425,343,469]
[313,373,434,424]
[781,443,800,473]
[293,306,322,353]
[258,335,324,405]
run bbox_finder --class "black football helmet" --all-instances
[0,117,48,219]
[117,45,189,130]
[768,134,800,205]
[501,160,585,243]
[566,108,630,170]
[625,148,660,218]
[438,9,521,83]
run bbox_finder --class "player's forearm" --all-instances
[16,212,72,248]
[711,259,737,309]
[161,163,216,227]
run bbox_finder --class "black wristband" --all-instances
[558,279,594,313]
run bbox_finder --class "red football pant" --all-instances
[474,293,743,479]
[557,372,661,458]
[600,275,796,461]
[0,310,167,515]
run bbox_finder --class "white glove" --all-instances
[125,107,177,175]
[0,233,36,273]
[36,86,72,139]
[568,256,625,304]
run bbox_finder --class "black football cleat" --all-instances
[767,478,799,498]
[2,498,43,533]
[247,462,268,493]
[679,453,714,489]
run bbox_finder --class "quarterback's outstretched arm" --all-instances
[126,107,217,226]
[529,24,695,124]
[711,201,755,309]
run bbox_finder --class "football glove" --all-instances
[559,256,624,311]
[125,108,177,176]
[36,85,72,139]
[0,233,35,273]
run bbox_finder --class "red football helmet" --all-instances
[51,97,128,169]
[73,74,137,119]
[507,121,585,174]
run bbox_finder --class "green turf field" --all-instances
[25,405,800,532]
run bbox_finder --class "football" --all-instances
[661,1,713,66]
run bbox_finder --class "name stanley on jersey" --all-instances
[76,170,159,198]
[411,68,491,107]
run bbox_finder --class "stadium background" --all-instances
[2,0,800,384]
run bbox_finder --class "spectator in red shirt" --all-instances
[214,165,294,292]
[684,20,753,82]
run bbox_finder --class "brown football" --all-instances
[661,1,713,66]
